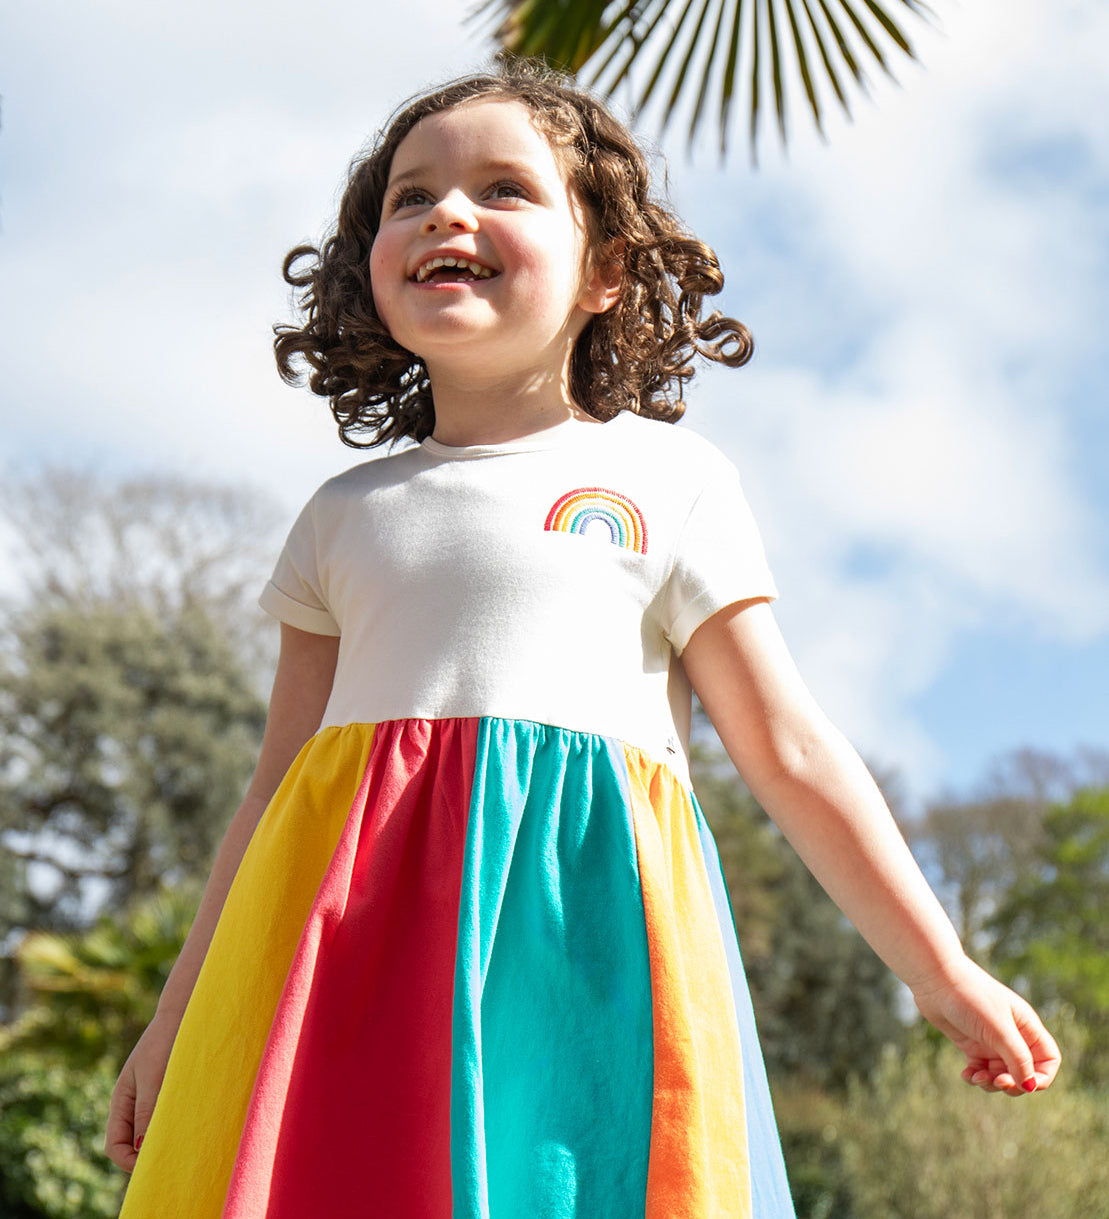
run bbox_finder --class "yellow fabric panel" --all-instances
[120,723,376,1219]
[624,749,752,1219]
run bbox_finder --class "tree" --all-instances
[0,1050,122,1219]
[989,787,1109,1083]
[0,599,267,931]
[0,887,197,1219]
[475,0,933,157]
[0,470,273,944]
[5,885,202,1069]
[750,847,905,1090]
[692,724,905,1090]
[690,738,784,961]
[0,468,279,668]
[908,794,1046,958]
[907,749,1109,960]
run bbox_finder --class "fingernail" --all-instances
[134,1134,144,1151]
[1022,1079,1037,1093]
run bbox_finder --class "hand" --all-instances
[911,956,1061,1097]
[104,1015,179,1172]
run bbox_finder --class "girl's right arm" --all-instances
[681,599,1061,1095]
[104,623,340,1173]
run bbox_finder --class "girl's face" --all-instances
[370,99,618,383]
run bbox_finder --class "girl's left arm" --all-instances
[681,599,1061,1096]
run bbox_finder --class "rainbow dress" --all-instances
[121,414,796,1218]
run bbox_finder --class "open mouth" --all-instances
[413,256,499,285]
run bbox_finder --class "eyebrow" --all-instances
[386,159,539,188]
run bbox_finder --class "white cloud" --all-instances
[2,0,493,499]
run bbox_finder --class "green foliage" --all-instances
[773,1086,857,1219]
[906,749,1107,959]
[990,787,1109,1081]
[908,793,1046,956]
[0,889,196,1217]
[691,740,784,962]
[751,851,905,1090]
[0,597,266,929]
[0,1049,123,1219]
[7,886,200,1069]
[0,471,273,939]
[474,0,933,157]
[693,736,904,1090]
[836,1025,1109,1219]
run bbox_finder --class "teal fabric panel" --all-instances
[450,720,654,1218]
[694,804,797,1218]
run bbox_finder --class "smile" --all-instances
[413,256,498,284]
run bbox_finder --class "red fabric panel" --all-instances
[223,718,477,1219]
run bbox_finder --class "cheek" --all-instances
[368,232,399,321]
[511,221,585,291]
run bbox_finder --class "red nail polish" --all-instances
[134,1134,144,1151]
[1022,1079,1037,1093]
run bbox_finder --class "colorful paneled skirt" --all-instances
[120,718,795,1218]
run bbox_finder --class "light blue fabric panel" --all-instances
[450,720,654,1218]
[694,804,798,1219]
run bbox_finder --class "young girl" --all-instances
[106,65,1060,1218]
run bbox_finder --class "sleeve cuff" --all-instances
[258,582,341,636]
[667,581,778,655]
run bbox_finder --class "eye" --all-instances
[488,181,527,200]
[387,186,431,212]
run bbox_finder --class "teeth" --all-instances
[415,256,496,283]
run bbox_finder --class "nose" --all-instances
[420,189,478,235]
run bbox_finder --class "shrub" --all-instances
[0,1050,123,1219]
[838,1026,1108,1219]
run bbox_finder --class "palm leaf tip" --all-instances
[479,0,933,159]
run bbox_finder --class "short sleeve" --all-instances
[661,464,777,654]
[258,495,341,637]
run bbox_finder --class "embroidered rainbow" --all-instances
[544,487,648,555]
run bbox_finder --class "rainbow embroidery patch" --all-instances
[544,487,648,555]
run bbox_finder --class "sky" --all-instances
[2,0,1107,808]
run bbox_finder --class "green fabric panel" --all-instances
[451,720,653,1218]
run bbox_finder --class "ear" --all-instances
[579,240,624,316]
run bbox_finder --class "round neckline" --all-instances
[420,413,624,459]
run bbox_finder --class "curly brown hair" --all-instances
[274,62,754,448]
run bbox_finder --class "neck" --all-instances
[423,359,596,448]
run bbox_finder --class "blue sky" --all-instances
[2,0,1106,806]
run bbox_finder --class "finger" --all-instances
[104,1085,138,1173]
[961,1057,990,1085]
[1025,1017,1063,1088]
[969,1060,1035,1097]
[989,1008,1038,1092]
[1010,998,1062,1092]
[131,1100,158,1159]
[990,1071,1021,1094]
[1031,1055,1061,1088]
[1024,1055,1061,1093]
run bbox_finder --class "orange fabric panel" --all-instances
[120,724,376,1219]
[625,749,753,1219]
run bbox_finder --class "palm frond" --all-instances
[688,0,733,145]
[662,0,720,124]
[764,0,788,146]
[815,0,869,89]
[718,0,749,155]
[784,0,824,136]
[472,0,935,160]
[590,0,676,97]
[799,0,851,116]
